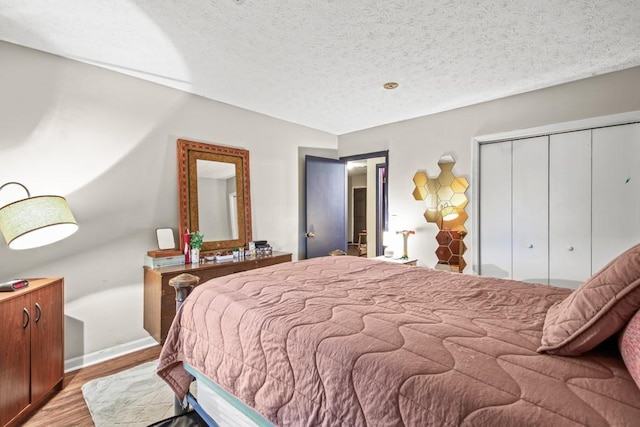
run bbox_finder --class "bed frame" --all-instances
[169,273,270,426]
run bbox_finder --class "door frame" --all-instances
[341,150,389,257]
[375,163,387,256]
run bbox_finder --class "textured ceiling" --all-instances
[1,0,639,135]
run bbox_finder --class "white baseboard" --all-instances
[64,336,158,373]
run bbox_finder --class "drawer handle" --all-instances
[35,302,42,323]
[22,308,30,329]
[527,244,533,249]
[567,246,574,251]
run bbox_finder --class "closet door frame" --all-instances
[472,110,640,276]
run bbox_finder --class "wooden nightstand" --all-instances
[373,256,418,266]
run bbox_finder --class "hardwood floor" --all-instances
[23,345,162,427]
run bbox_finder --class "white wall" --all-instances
[0,41,336,361]
[338,66,640,271]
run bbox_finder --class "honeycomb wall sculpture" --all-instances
[435,230,467,272]
[412,155,469,232]
[412,155,469,271]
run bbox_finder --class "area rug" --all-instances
[82,360,177,426]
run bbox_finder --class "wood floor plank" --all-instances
[23,345,162,427]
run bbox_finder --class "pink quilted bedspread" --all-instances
[157,256,640,426]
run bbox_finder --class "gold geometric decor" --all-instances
[412,155,469,272]
[435,229,467,272]
[412,155,469,232]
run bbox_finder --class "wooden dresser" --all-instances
[144,252,292,343]
[0,278,64,427]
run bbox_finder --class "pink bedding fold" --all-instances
[157,256,640,426]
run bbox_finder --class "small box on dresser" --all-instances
[0,278,64,427]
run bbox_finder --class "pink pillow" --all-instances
[619,309,640,390]
[538,243,640,356]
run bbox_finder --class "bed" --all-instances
[157,248,640,426]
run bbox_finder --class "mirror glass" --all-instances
[196,159,238,240]
[178,139,252,252]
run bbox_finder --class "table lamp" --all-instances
[396,229,415,259]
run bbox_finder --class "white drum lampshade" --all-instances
[440,204,459,222]
[0,183,78,250]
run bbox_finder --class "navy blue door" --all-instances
[305,156,347,258]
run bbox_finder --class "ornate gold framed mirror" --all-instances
[177,139,252,252]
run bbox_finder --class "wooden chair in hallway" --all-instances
[358,230,367,256]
